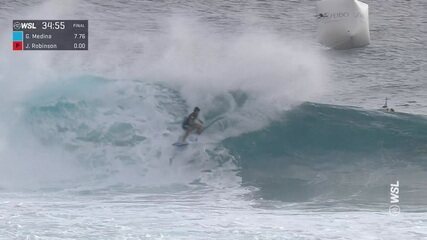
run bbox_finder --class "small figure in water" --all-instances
[382,98,395,112]
[181,107,204,142]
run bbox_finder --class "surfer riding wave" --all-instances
[181,107,204,143]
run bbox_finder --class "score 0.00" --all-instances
[73,43,86,49]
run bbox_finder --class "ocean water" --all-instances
[0,0,426,239]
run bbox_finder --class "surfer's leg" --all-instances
[182,128,193,142]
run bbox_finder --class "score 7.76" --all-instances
[74,33,86,39]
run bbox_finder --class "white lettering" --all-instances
[31,34,52,39]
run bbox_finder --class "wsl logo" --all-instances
[13,21,37,30]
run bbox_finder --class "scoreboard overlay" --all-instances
[12,20,88,51]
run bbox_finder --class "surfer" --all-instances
[382,98,395,112]
[181,107,204,142]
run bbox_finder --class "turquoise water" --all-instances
[0,0,426,239]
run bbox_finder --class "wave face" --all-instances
[0,72,426,207]
[223,102,427,205]
[0,74,426,207]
